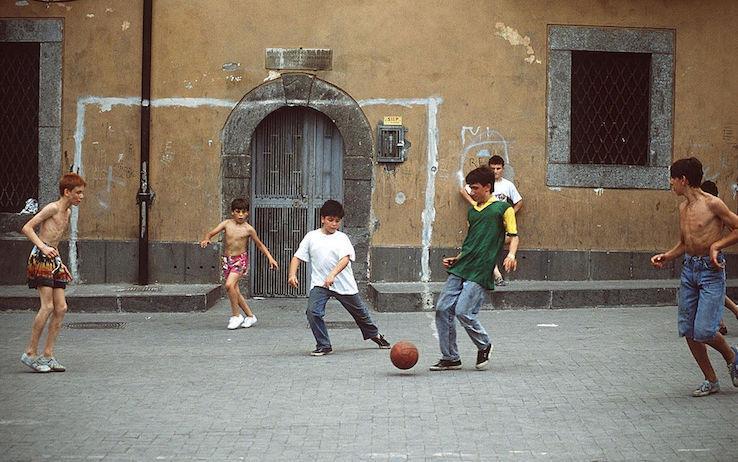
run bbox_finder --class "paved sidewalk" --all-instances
[1,299,737,461]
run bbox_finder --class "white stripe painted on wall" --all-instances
[70,96,443,289]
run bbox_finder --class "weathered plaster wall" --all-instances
[3,0,736,256]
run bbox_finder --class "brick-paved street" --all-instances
[1,299,737,461]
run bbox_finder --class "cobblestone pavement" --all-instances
[1,299,737,461]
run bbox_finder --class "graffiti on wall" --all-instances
[457,126,513,186]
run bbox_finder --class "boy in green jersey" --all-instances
[431,167,519,371]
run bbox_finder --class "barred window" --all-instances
[0,42,40,212]
[546,26,674,190]
[570,51,651,166]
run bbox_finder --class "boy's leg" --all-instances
[435,275,463,361]
[26,286,54,356]
[41,288,68,358]
[454,279,491,349]
[235,286,254,318]
[686,338,718,383]
[224,272,244,317]
[334,292,379,340]
[306,287,332,348]
[687,257,736,380]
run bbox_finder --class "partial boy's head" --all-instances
[700,180,718,197]
[670,157,703,187]
[465,167,494,203]
[230,198,249,212]
[320,200,344,219]
[320,200,344,234]
[466,167,494,190]
[488,155,505,167]
[59,173,86,196]
[487,155,505,180]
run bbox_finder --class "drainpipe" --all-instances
[136,0,154,285]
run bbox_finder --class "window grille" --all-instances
[570,50,651,166]
[0,42,40,212]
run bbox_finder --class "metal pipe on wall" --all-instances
[136,0,154,285]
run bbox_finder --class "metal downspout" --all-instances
[136,0,154,285]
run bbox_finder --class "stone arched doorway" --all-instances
[221,73,374,295]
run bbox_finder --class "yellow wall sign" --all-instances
[383,116,402,126]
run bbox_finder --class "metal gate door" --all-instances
[250,106,344,297]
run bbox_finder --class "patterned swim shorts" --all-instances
[27,245,73,289]
[222,252,249,279]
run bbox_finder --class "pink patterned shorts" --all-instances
[222,252,249,279]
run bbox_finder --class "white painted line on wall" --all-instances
[70,95,444,295]
[70,96,238,279]
[359,97,443,316]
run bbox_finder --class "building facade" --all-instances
[1,0,736,298]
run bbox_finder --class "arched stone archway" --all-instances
[221,73,374,292]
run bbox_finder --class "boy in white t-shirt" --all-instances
[288,200,391,356]
[460,155,522,285]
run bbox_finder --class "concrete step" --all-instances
[368,279,738,312]
[0,283,222,312]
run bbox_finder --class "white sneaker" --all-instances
[227,315,244,330]
[242,316,257,328]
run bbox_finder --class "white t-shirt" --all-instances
[493,178,522,205]
[294,229,358,295]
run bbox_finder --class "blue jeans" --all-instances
[678,253,726,342]
[306,286,380,349]
[435,274,491,361]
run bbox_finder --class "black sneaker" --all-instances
[371,334,391,349]
[429,359,462,371]
[310,346,333,356]
[475,343,493,370]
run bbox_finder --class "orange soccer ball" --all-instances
[390,340,419,370]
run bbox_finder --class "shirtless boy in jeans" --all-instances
[651,158,738,396]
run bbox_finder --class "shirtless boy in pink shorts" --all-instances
[200,198,278,329]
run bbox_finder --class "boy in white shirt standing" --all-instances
[288,200,391,356]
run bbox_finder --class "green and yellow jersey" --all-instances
[448,197,518,290]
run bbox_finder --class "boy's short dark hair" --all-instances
[700,180,718,197]
[320,200,344,218]
[670,157,703,187]
[488,155,505,167]
[230,198,249,211]
[59,173,86,195]
[465,167,495,190]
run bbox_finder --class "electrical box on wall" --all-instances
[377,123,410,163]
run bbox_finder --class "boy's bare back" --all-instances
[680,192,737,256]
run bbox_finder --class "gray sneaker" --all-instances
[39,356,66,372]
[20,353,51,373]
[692,380,719,397]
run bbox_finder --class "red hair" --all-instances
[59,173,86,195]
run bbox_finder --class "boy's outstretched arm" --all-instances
[249,227,278,270]
[21,203,60,258]
[503,235,519,272]
[200,221,226,248]
[501,205,518,272]
[725,296,738,318]
[288,256,303,288]
[650,241,685,268]
[324,255,350,288]
[708,200,738,268]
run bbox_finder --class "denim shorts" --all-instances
[678,253,726,342]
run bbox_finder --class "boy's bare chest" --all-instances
[225,223,249,240]
[681,204,719,236]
